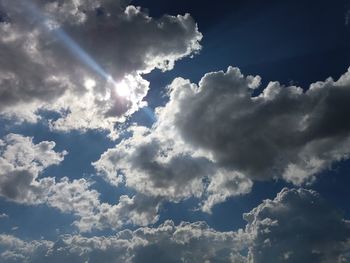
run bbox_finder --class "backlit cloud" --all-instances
[0,0,202,136]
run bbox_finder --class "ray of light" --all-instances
[20,0,157,124]
[142,106,157,123]
[21,0,110,80]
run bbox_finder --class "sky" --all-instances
[0,0,350,262]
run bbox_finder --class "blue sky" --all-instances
[0,0,350,262]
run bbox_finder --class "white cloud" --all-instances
[201,170,253,213]
[0,0,202,137]
[0,133,160,232]
[1,188,349,263]
[95,66,350,212]
[0,220,245,263]
[70,193,162,233]
[0,133,66,204]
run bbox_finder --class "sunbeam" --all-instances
[20,0,157,121]
[21,0,110,80]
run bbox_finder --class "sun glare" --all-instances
[84,78,96,89]
[115,80,131,97]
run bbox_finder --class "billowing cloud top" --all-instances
[163,67,350,185]
[95,66,350,212]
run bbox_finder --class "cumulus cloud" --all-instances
[165,67,350,185]
[0,220,246,263]
[95,66,350,211]
[1,188,349,263]
[244,188,350,263]
[94,125,253,213]
[201,170,253,213]
[71,193,162,233]
[0,133,66,204]
[0,133,160,232]
[0,0,202,136]
[94,126,213,199]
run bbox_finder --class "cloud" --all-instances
[95,66,350,211]
[94,126,213,200]
[0,234,54,263]
[0,133,160,232]
[0,213,8,219]
[0,220,246,263]
[244,188,350,263]
[0,0,202,136]
[0,133,66,204]
[70,193,162,233]
[94,125,253,213]
[1,188,349,262]
[164,67,350,185]
[201,170,253,213]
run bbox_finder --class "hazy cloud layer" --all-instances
[1,188,348,263]
[0,0,202,136]
[95,66,350,211]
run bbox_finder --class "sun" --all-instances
[115,80,131,97]
[84,78,96,89]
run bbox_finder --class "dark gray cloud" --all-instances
[164,66,350,187]
[0,0,202,134]
[94,126,215,199]
[244,188,350,263]
[167,67,350,185]
[94,125,253,212]
[95,67,350,212]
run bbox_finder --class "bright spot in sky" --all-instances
[115,80,131,97]
[84,79,96,89]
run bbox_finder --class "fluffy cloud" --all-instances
[0,0,202,136]
[244,188,350,263]
[201,170,253,213]
[71,194,162,233]
[0,133,160,232]
[94,125,253,213]
[95,66,350,211]
[0,220,246,263]
[94,126,213,199]
[1,188,349,263]
[0,133,66,204]
[165,67,350,185]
